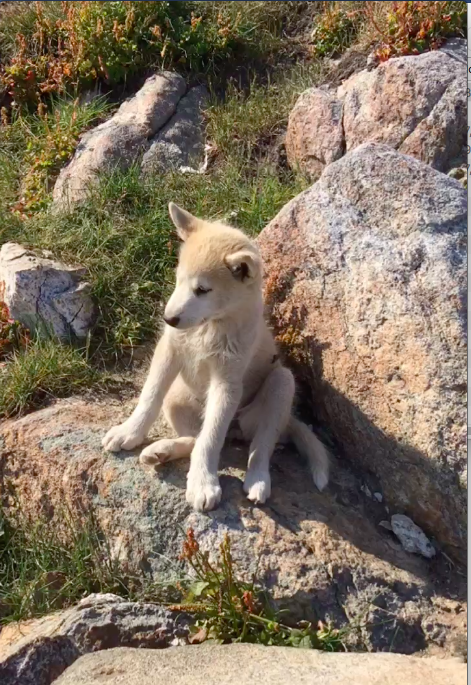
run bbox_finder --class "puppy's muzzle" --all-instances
[164,316,180,328]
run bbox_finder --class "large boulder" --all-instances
[0,398,466,657]
[286,45,466,177]
[340,50,464,158]
[52,72,186,211]
[0,242,94,338]
[0,594,191,685]
[54,644,467,685]
[257,143,467,560]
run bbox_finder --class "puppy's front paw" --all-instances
[186,468,222,511]
[243,469,271,504]
[102,422,145,452]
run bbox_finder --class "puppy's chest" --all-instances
[174,327,245,391]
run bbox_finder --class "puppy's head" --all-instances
[164,202,261,330]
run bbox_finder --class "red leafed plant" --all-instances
[366,1,466,62]
[172,528,345,650]
[0,300,30,361]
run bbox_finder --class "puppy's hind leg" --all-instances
[140,436,196,466]
[140,377,202,466]
[239,366,295,504]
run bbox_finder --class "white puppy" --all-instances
[102,203,329,511]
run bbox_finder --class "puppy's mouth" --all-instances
[172,318,208,331]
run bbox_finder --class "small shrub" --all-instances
[0,302,30,361]
[175,528,345,650]
[311,3,362,57]
[19,96,110,212]
[0,1,267,110]
[0,95,110,214]
[367,1,466,61]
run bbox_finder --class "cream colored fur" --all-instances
[102,203,329,511]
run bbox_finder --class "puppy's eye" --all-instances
[194,286,211,296]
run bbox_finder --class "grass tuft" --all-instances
[0,336,101,418]
[0,505,136,623]
[8,158,307,357]
[0,95,111,213]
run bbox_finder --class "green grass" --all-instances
[4,68,318,358]
[206,64,325,163]
[8,161,307,357]
[0,505,137,623]
[0,337,101,418]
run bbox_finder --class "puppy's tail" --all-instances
[288,416,329,491]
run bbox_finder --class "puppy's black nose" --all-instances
[164,316,180,328]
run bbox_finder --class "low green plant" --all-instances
[0,335,101,418]
[0,0,288,110]
[7,96,111,213]
[311,3,362,57]
[175,528,345,650]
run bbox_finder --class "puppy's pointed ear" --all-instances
[225,249,261,283]
[168,202,200,241]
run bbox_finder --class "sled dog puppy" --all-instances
[102,203,329,511]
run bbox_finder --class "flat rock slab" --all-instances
[0,398,466,657]
[55,644,467,685]
[0,594,191,685]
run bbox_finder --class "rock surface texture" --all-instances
[54,644,467,685]
[257,143,467,560]
[0,594,191,685]
[285,88,344,177]
[53,72,207,211]
[141,85,209,174]
[286,43,466,177]
[0,242,94,338]
[0,398,466,658]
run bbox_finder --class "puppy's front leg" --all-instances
[102,332,179,452]
[186,376,242,511]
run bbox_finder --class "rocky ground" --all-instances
[0,397,466,664]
